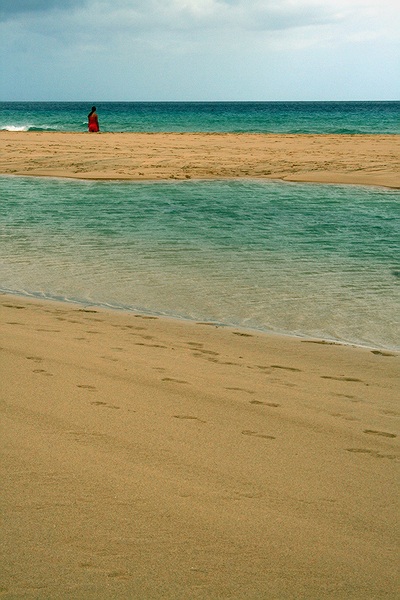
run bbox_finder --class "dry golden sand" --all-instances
[1,294,399,599]
[0,131,399,187]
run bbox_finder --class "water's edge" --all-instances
[2,288,399,354]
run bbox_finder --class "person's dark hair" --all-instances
[88,106,97,117]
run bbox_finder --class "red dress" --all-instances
[88,114,99,132]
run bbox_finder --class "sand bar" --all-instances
[0,131,399,188]
[1,293,399,598]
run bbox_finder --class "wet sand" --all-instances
[0,131,399,188]
[1,294,399,599]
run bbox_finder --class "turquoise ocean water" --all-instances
[0,102,399,349]
[1,101,399,134]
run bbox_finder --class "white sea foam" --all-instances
[1,125,29,131]
[1,124,62,132]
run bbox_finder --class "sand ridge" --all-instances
[1,294,399,598]
[0,131,399,188]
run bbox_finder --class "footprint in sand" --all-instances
[321,376,364,383]
[33,369,53,376]
[380,409,400,417]
[333,393,361,402]
[232,332,253,337]
[192,352,219,363]
[173,415,206,423]
[242,430,275,440]
[226,387,255,395]
[135,342,167,349]
[363,429,397,438]
[186,341,204,348]
[330,412,359,422]
[271,365,302,372]
[3,304,25,309]
[77,384,97,391]
[162,377,190,384]
[302,340,340,345]
[91,401,120,410]
[107,570,131,580]
[250,400,280,407]
[346,448,397,460]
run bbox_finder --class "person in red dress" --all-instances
[88,106,100,132]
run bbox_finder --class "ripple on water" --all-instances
[0,177,399,350]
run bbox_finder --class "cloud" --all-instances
[0,0,86,21]
[3,1,398,54]
[0,0,346,58]
[0,0,367,32]
[1,0,398,101]
[86,0,350,33]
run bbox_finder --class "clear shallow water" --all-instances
[0,101,399,134]
[1,176,399,349]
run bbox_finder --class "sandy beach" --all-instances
[1,130,399,598]
[1,293,399,599]
[0,131,399,188]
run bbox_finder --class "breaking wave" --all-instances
[0,124,61,132]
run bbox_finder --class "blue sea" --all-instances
[1,102,399,349]
[1,101,399,134]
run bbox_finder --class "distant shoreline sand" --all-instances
[1,131,399,188]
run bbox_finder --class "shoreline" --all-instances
[1,131,399,188]
[1,291,399,598]
[2,171,397,193]
[3,289,400,352]
[2,289,399,353]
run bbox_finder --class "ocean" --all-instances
[1,101,400,134]
[0,102,399,349]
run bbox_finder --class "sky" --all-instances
[1,0,399,101]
